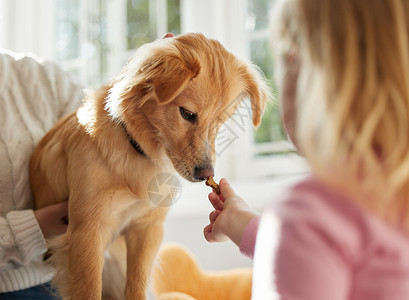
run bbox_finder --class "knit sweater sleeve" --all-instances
[0,211,48,270]
[0,50,84,271]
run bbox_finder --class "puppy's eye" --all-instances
[179,107,197,123]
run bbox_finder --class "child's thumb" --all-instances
[219,178,236,199]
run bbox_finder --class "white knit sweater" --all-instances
[0,50,83,292]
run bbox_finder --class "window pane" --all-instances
[55,0,80,60]
[90,0,109,85]
[127,0,153,49]
[246,0,273,32]
[249,39,286,143]
[246,0,286,145]
[254,95,287,143]
[55,0,181,86]
[167,0,181,35]
[250,38,274,81]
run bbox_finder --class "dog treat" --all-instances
[205,176,220,194]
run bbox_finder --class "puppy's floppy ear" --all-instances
[147,54,201,104]
[106,43,200,119]
[240,64,271,127]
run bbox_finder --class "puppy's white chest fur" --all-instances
[107,190,162,237]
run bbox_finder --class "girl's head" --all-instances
[272,0,409,219]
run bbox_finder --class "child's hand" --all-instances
[204,178,258,246]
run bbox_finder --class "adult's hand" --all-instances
[34,201,69,239]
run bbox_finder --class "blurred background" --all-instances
[0,0,308,279]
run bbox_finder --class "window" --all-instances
[244,0,306,178]
[55,0,181,87]
[246,0,292,153]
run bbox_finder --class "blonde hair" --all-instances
[272,0,409,226]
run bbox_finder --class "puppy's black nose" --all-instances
[194,166,214,181]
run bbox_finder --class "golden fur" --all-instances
[29,33,269,300]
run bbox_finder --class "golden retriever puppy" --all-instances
[30,33,269,300]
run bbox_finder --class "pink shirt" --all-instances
[240,175,409,300]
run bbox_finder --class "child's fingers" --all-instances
[203,223,214,242]
[204,222,229,243]
[209,210,221,223]
[218,193,225,202]
[219,178,236,200]
[208,192,224,211]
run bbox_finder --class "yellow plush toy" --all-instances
[151,243,252,300]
